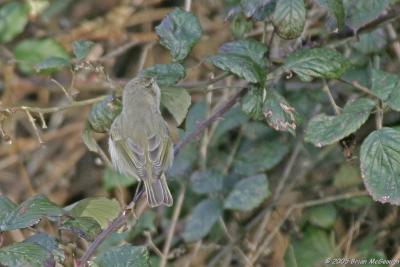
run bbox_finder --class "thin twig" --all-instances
[50,78,74,103]
[143,231,163,257]
[322,80,341,115]
[24,110,43,144]
[160,183,187,267]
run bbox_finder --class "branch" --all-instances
[174,87,249,155]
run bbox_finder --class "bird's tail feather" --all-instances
[144,174,173,207]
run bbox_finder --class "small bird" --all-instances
[109,76,173,207]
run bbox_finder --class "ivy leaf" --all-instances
[14,38,69,74]
[35,56,70,74]
[60,216,102,241]
[155,8,202,62]
[317,0,345,30]
[241,87,265,120]
[0,242,55,267]
[224,174,270,211]
[190,170,224,194]
[142,63,185,86]
[233,137,290,176]
[360,127,400,205]
[263,89,297,134]
[272,0,306,39]
[87,95,122,134]
[0,194,63,231]
[281,48,350,82]
[72,40,94,60]
[208,39,267,83]
[161,87,191,126]
[183,199,223,242]
[305,98,375,147]
[102,168,136,191]
[67,197,120,228]
[343,0,390,31]
[0,2,29,43]
[94,245,150,267]
[370,69,400,111]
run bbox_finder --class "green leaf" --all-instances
[371,69,400,111]
[219,39,267,68]
[141,63,185,86]
[263,89,297,134]
[333,163,362,189]
[0,196,17,222]
[190,170,224,194]
[94,244,150,267]
[353,29,387,54]
[281,48,350,82]
[224,174,270,211]
[272,0,306,39]
[208,54,264,83]
[229,13,254,38]
[72,40,94,60]
[81,122,100,153]
[305,204,337,229]
[0,194,63,231]
[317,0,345,30]
[285,227,334,267]
[233,138,290,176]
[241,0,277,20]
[183,198,223,242]
[25,233,62,258]
[60,216,102,241]
[0,242,55,267]
[0,2,29,43]
[88,95,122,133]
[241,87,265,120]
[13,38,69,74]
[161,87,191,126]
[360,127,400,204]
[155,8,202,62]
[102,168,136,191]
[343,0,390,31]
[67,197,121,228]
[305,98,375,147]
[35,56,70,74]
[336,196,372,211]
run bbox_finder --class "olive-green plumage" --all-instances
[109,76,173,207]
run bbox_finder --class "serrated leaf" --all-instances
[67,197,121,228]
[60,216,102,241]
[219,39,267,68]
[0,2,29,43]
[360,127,400,205]
[281,48,350,82]
[88,95,122,133]
[190,170,224,194]
[102,168,136,191]
[0,196,17,222]
[317,0,345,30]
[72,40,94,60]
[305,204,337,229]
[233,138,290,176]
[94,244,149,267]
[0,194,63,231]
[13,38,69,74]
[263,89,297,134]
[272,0,306,39]
[353,29,387,54]
[183,199,223,242]
[0,241,55,267]
[305,98,375,147]
[285,227,334,267]
[155,8,202,62]
[141,63,185,86]
[35,56,70,74]
[371,69,400,111]
[161,87,191,126]
[25,233,65,261]
[241,87,265,120]
[224,174,269,211]
[208,54,264,83]
[343,0,390,31]
[241,0,276,20]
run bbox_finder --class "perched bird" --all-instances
[108,76,173,207]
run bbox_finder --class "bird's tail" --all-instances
[143,173,173,207]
